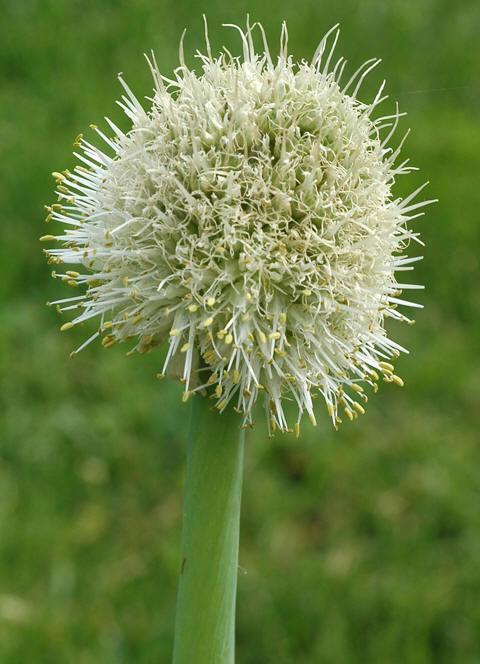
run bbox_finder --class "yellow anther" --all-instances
[294,422,300,438]
[188,304,199,313]
[269,331,281,340]
[302,289,312,296]
[102,336,115,348]
[215,385,222,398]
[258,331,267,344]
[379,361,394,373]
[52,204,63,211]
[202,317,214,328]
[225,333,233,345]
[169,328,181,337]
[309,413,317,427]
[89,124,98,130]
[51,171,65,181]
[369,369,379,381]
[351,384,363,394]
[206,296,216,307]
[245,292,252,302]
[391,375,404,387]
[353,402,365,415]
[132,314,143,324]
[180,343,190,353]
[344,407,354,421]
[327,403,334,417]
[102,321,113,330]
[207,373,218,385]
[279,312,287,325]
[73,133,83,146]
[39,234,57,242]
[204,349,215,360]
[182,391,190,403]
[66,271,79,278]
[233,369,240,384]
[67,280,78,288]
[60,322,74,332]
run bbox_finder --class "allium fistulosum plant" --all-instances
[42,20,433,663]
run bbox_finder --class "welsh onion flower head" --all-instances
[43,21,433,435]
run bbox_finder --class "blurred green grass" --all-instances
[1,0,480,661]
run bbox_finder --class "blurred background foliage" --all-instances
[1,0,479,662]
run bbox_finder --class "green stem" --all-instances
[173,396,245,664]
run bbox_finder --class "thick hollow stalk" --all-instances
[173,396,245,664]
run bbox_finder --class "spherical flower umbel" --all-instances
[43,21,433,434]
